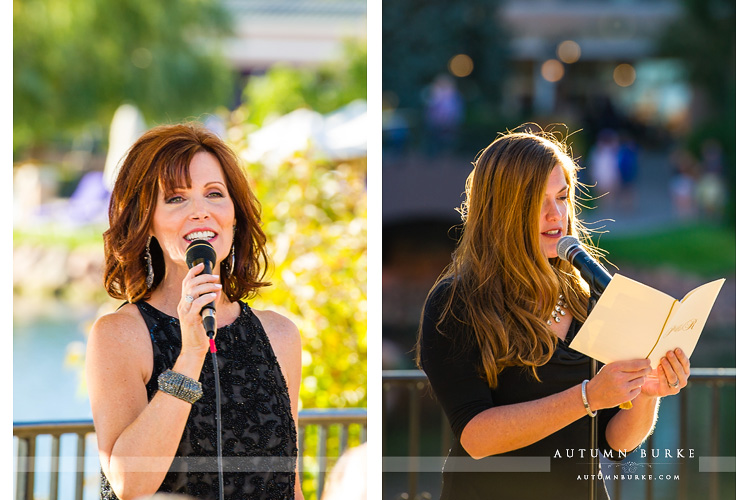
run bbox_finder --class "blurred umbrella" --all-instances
[243,100,366,167]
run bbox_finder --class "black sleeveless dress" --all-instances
[101,300,298,499]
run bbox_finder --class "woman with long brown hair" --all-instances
[417,128,690,499]
[86,123,304,499]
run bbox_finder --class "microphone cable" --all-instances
[185,240,224,499]
[208,334,225,500]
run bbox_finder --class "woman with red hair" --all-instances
[87,123,304,499]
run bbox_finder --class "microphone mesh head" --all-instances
[556,236,580,262]
[185,240,217,268]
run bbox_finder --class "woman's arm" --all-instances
[256,310,305,500]
[460,359,651,459]
[86,310,206,500]
[87,264,218,499]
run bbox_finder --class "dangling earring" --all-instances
[226,227,235,275]
[145,236,154,289]
[227,243,235,275]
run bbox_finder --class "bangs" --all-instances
[156,147,203,194]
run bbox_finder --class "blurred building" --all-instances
[223,0,367,72]
[502,0,695,139]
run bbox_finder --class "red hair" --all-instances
[103,122,270,302]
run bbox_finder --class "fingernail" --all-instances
[215,283,222,288]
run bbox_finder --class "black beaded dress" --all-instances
[101,300,298,500]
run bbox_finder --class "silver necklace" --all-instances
[547,294,568,325]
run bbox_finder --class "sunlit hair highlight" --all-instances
[103,122,270,303]
[418,126,603,386]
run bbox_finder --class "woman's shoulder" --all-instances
[424,276,455,310]
[421,277,470,343]
[252,308,300,340]
[251,308,301,383]
[89,303,149,342]
[86,303,153,381]
[252,308,301,357]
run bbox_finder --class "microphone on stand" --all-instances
[185,239,217,338]
[556,236,612,296]
[557,235,633,411]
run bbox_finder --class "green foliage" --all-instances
[231,141,367,410]
[601,223,735,278]
[13,225,105,250]
[14,0,234,155]
[242,40,367,126]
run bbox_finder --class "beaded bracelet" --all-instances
[581,379,597,417]
[157,369,203,404]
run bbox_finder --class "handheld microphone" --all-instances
[185,239,217,338]
[185,239,225,496]
[556,236,612,296]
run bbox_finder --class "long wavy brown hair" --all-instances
[103,122,270,303]
[417,128,603,386]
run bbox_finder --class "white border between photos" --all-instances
[367,1,383,499]
[5,0,16,492]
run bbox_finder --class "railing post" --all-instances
[24,436,35,500]
[317,425,329,500]
[710,383,720,500]
[678,388,688,500]
[407,381,423,500]
[646,433,653,500]
[50,435,60,500]
[613,467,621,500]
[298,425,306,481]
[75,433,86,500]
[15,437,29,500]
[440,415,451,457]
[382,381,389,461]
[338,424,348,458]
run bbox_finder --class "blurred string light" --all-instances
[541,59,564,82]
[449,54,474,78]
[557,40,581,64]
[613,63,636,87]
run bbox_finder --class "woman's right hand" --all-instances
[177,262,222,356]
[586,359,652,411]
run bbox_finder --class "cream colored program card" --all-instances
[570,274,725,368]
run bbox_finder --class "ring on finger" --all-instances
[185,294,194,303]
[668,379,679,388]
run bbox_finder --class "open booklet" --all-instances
[569,274,725,368]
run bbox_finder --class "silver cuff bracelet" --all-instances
[157,369,203,404]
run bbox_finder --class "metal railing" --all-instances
[13,408,367,500]
[383,368,735,500]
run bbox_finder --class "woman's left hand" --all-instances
[639,349,690,399]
